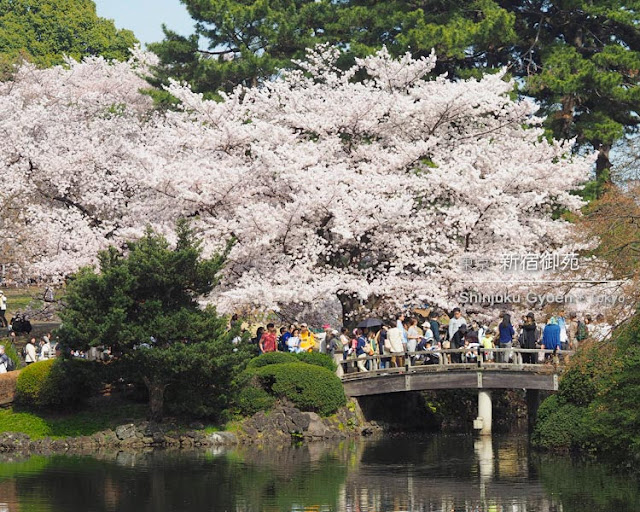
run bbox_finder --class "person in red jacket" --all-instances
[259,323,278,353]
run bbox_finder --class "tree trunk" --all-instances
[142,376,168,422]
[595,143,612,188]
[337,292,383,329]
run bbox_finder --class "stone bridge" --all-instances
[340,348,569,435]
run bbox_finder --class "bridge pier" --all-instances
[475,390,493,436]
[526,389,540,433]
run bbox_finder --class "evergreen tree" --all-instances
[150,0,640,186]
[0,0,137,68]
[58,222,249,420]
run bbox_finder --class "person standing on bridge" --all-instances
[542,316,561,359]
[448,308,467,341]
[428,311,441,346]
[498,314,515,363]
[386,322,405,368]
[450,324,467,363]
[355,329,369,372]
[520,313,540,364]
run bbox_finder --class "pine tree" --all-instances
[58,222,249,420]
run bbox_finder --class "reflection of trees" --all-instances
[0,445,350,512]
[0,438,637,512]
[536,456,640,512]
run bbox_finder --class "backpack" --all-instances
[5,357,15,372]
[577,321,588,341]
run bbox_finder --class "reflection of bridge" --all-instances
[340,348,570,435]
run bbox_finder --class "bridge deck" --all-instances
[340,348,566,397]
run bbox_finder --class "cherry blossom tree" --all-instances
[0,46,592,319]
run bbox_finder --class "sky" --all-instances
[94,0,196,47]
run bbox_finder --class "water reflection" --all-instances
[0,435,636,512]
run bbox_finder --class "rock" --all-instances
[205,432,238,446]
[50,439,69,451]
[189,421,205,430]
[115,424,137,441]
[360,427,375,437]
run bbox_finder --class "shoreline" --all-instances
[0,403,371,455]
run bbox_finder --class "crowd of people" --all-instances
[249,308,613,374]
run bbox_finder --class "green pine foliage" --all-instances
[57,221,252,420]
[0,0,138,68]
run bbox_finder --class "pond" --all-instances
[0,434,637,511]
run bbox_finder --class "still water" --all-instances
[0,435,637,512]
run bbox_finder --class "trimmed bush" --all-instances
[15,358,100,411]
[246,351,337,372]
[246,352,298,370]
[294,352,337,372]
[236,386,276,416]
[254,362,346,416]
[15,360,55,407]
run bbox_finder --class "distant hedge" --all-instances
[294,352,337,372]
[254,362,346,416]
[246,352,298,369]
[246,351,337,372]
[15,359,100,411]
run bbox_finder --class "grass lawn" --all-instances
[2,286,63,319]
[0,400,148,439]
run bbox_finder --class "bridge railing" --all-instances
[339,347,574,380]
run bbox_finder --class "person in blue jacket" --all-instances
[498,313,515,363]
[542,316,561,354]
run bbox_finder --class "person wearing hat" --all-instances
[520,312,541,364]
[0,291,7,328]
[298,323,315,352]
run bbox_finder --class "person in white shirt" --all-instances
[24,338,37,365]
[448,308,467,341]
[38,338,51,361]
[386,325,405,368]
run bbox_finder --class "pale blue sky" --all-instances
[94,0,196,46]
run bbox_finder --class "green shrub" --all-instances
[246,351,337,372]
[236,386,276,416]
[15,358,100,411]
[246,352,298,369]
[15,359,55,407]
[294,352,337,372]
[532,394,593,451]
[254,362,346,416]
